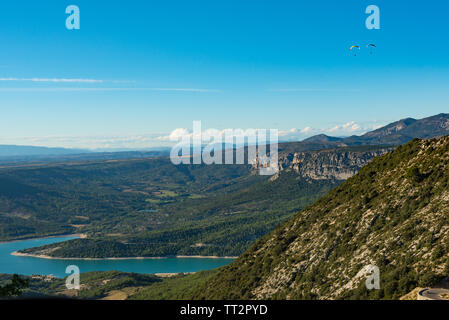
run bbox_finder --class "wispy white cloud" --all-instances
[148,88,221,93]
[328,121,361,133]
[0,88,119,92]
[301,126,312,133]
[278,121,385,141]
[0,77,219,92]
[0,78,104,83]
[157,128,278,144]
[156,128,191,141]
[157,121,384,145]
[268,88,361,93]
[0,87,220,93]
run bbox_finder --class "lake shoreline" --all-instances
[0,233,86,245]
[11,251,238,261]
[2,235,234,278]
[8,234,237,261]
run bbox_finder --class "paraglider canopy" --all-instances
[350,45,361,56]
[366,43,377,54]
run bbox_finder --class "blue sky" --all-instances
[0,0,448,149]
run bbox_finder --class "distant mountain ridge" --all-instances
[302,134,344,143]
[325,113,449,146]
[0,145,89,158]
[271,114,449,156]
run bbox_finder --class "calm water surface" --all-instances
[0,236,234,278]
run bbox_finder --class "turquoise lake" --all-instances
[0,236,234,278]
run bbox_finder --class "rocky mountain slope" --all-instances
[195,136,449,300]
[357,113,449,144]
[273,147,391,180]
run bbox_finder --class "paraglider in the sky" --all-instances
[367,43,376,54]
[350,45,361,56]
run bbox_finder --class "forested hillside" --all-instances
[10,146,387,258]
[195,136,449,299]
